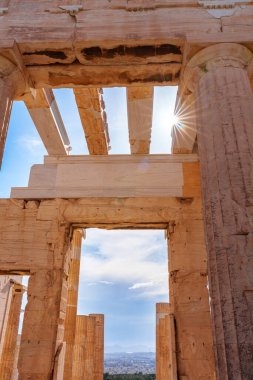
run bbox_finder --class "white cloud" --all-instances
[87,282,97,287]
[129,282,154,290]
[80,230,168,299]
[87,280,114,287]
[99,280,114,285]
[17,136,44,155]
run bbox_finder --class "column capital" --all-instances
[0,55,16,77]
[184,43,253,92]
[0,54,26,96]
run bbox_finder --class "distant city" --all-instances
[104,352,155,374]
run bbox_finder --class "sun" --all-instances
[170,113,179,126]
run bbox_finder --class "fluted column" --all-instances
[0,280,25,379]
[156,303,176,380]
[72,316,87,380]
[0,60,14,169]
[0,55,25,168]
[72,314,104,380]
[90,314,104,380]
[63,229,84,380]
[73,314,95,380]
[184,43,253,380]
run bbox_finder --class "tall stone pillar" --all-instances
[63,229,84,380]
[0,276,21,354]
[184,43,253,380]
[72,316,87,380]
[17,208,71,380]
[0,66,13,168]
[0,280,25,379]
[90,314,104,380]
[18,270,68,380]
[72,314,104,380]
[0,55,25,168]
[84,315,96,380]
[156,303,177,380]
[167,211,215,379]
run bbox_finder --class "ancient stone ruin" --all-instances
[0,0,252,379]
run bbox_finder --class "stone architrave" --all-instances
[184,43,253,380]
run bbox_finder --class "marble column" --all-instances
[0,280,25,379]
[0,80,13,168]
[0,55,25,168]
[90,314,104,380]
[72,314,104,380]
[72,316,87,380]
[63,229,84,380]
[156,303,176,380]
[184,43,253,380]
[17,220,71,380]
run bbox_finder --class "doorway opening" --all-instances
[78,229,168,376]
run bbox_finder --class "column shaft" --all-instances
[72,314,104,380]
[0,282,24,379]
[90,314,104,380]
[63,229,83,380]
[0,79,13,168]
[72,316,87,380]
[0,200,71,379]
[195,62,253,379]
[168,214,215,379]
[18,269,68,380]
[156,303,176,380]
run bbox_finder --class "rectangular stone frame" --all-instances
[0,190,215,379]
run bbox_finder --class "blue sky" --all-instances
[0,86,178,352]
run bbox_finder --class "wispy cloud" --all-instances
[17,135,44,155]
[129,282,154,290]
[80,230,168,299]
[100,280,114,285]
[87,280,114,287]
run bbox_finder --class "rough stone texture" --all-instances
[0,4,253,379]
[127,87,153,154]
[0,50,28,169]
[0,200,71,379]
[72,316,90,380]
[0,276,21,349]
[24,88,69,156]
[63,229,83,380]
[72,314,104,380]
[0,77,13,169]
[167,209,216,379]
[90,314,104,380]
[185,43,253,380]
[74,88,110,155]
[0,280,24,380]
[156,303,177,380]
